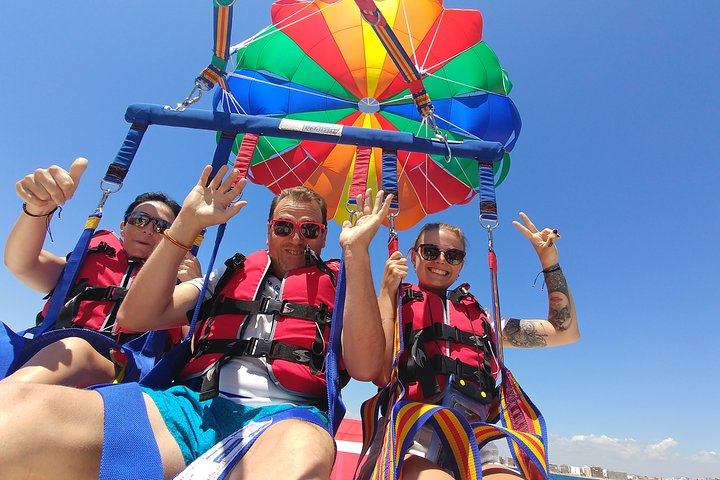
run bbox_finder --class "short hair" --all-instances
[123,192,181,220]
[268,186,328,225]
[413,223,467,250]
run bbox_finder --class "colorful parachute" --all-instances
[215,0,520,229]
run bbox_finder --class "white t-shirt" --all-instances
[187,266,314,408]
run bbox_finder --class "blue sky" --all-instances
[1,1,718,477]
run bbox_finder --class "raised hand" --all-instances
[16,157,88,215]
[512,211,560,269]
[176,165,248,232]
[339,189,393,251]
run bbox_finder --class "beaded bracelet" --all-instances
[22,203,59,218]
[162,230,193,251]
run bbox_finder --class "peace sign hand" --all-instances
[512,211,560,269]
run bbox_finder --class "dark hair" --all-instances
[267,186,328,225]
[413,223,467,250]
[123,192,181,220]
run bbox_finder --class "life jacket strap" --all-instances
[413,323,493,350]
[53,284,127,332]
[209,298,331,325]
[401,288,424,305]
[196,337,325,401]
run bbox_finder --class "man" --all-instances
[0,164,391,479]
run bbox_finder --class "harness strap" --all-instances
[412,323,492,350]
[209,298,330,324]
[196,337,325,402]
[196,338,319,366]
[96,382,163,480]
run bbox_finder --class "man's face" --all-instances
[266,197,327,278]
[120,201,176,260]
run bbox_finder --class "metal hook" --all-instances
[94,180,122,215]
[165,82,205,112]
[388,212,397,236]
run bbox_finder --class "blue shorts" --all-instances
[143,385,328,465]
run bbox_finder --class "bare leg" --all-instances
[399,455,527,480]
[400,455,454,480]
[482,464,527,480]
[1,337,116,387]
[0,383,185,479]
[227,418,335,480]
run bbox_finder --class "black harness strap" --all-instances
[209,298,331,325]
[196,337,325,401]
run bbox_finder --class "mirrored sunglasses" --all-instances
[416,243,466,265]
[270,219,326,240]
[125,212,172,234]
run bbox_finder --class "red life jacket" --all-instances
[399,282,498,405]
[36,230,184,345]
[180,250,342,402]
[36,230,145,340]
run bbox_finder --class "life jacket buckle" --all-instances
[244,337,273,357]
[259,297,285,315]
[224,253,246,270]
[102,285,126,301]
[448,284,470,305]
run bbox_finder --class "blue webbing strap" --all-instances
[96,382,163,480]
[326,260,347,435]
[33,218,98,336]
[211,132,236,178]
[0,321,33,378]
[175,408,327,479]
[104,123,148,185]
[478,161,498,223]
[381,149,399,211]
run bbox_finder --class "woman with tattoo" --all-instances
[360,212,579,480]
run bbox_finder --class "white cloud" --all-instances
[531,433,720,478]
[644,437,679,458]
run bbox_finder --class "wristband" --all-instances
[542,263,561,274]
[162,230,192,251]
[22,203,59,218]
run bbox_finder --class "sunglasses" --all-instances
[125,212,172,234]
[270,219,326,240]
[415,244,466,266]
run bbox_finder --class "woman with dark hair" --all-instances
[2,157,200,387]
[362,213,580,480]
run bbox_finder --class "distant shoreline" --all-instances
[551,473,603,480]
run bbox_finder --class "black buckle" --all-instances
[432,323,458,343]
[260,297,285,315]
[448,284,470,305]
[244,337,273,357]
[225,253,246,270]
[103,286,126,301]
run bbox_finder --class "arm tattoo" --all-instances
[545,268,572,331]
[504,318,548,348]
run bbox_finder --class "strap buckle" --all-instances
[244,337,273,357]
[102,286,126,301]
[259,297,285,315]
